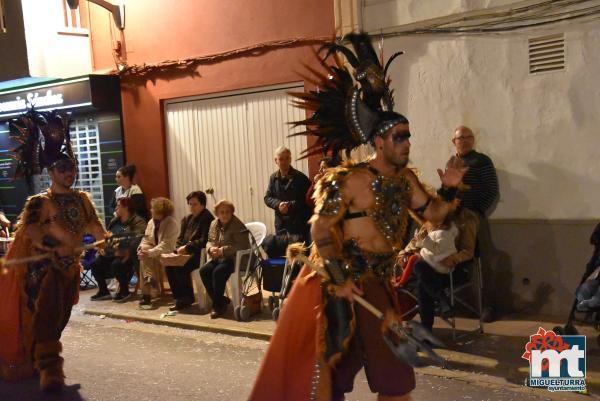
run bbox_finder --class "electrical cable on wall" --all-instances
[370,0,600,37]
[115,0,600,80]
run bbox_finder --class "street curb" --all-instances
[83,309,273,341]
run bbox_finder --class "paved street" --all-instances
[0,308,576,401]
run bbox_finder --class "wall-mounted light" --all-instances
[0,0,7,33]
[67,0,124,30]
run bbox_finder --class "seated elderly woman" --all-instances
[398,206,479,334]
[200,199,250,319]
[137,197,179,309]
[90,197,147,302]
[165,191,214,311]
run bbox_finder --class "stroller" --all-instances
[554,222,600,345]
[267,258,303,321]
[261,231,304,321]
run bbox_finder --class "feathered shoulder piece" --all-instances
[290,32,407,159]
[10,109,76,186]
[312,160,372,218]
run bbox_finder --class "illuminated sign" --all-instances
[0,89,65,112]
[0,75,120,120]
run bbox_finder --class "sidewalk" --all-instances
[78,288,599,398]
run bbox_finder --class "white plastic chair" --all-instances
[227,222,267,320]
[191,248,210,311]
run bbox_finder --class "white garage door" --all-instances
[164,83,308,233]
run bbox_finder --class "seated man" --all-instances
[199,199,249,319]
[90,197,147,302]
[399,206,479,333]
[137,197,179,309]
[165,191,214,311]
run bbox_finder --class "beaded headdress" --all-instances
[9,109,76,186]
[290,32,408,158]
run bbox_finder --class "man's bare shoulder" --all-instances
[344,166,373,190]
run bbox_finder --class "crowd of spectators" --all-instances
[86,129,500,327]
[2,127,501,326]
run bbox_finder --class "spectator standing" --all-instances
[110,164,148,219]
[200,200,249,319]
[305,156,340,210]
[451,126,498,216]
[137,197,179,309]
[90,197,146,302]
[450,125,499,322]
[165,191,214,311]
[264,146,312,242]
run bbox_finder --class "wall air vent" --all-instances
[529,33,565,74]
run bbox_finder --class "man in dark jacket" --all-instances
[264,146,312,242]
[450,125,499,322]
[166,191,214,311]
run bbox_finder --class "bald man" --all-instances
[452,126,498,217]
[450,125,499,322]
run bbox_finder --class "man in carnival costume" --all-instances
[0,110,106,392]
[249,32,467,401]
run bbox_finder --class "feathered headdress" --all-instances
[290,32,407,159]
[9,109,76,186]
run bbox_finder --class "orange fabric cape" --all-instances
[0,235,80,381]
[0,234,34,381]
[248,265,323,401]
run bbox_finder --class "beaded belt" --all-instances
[342,239,396,280]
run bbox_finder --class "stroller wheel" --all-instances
[553,326,564,335]
[234,306,241,321]
[239,305,251,322]
[272,307,280,321]
[268,296,278,311]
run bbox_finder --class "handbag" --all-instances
[241,292,263,316]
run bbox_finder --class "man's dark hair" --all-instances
[117,197,136,215]
[117,164,137,180]
[186,191,207,206]
[48,154,76,171]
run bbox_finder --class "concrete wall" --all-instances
[20,0,92,78]
[364,0,600,316]
[0,0,29,80]
[88,0,334,203]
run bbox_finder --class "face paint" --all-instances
[392,130,411,144]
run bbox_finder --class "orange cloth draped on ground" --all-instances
[249,265,323,401]
[0,233,35,381]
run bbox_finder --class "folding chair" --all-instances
[80,234,97,289]
[444,246,484,340]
